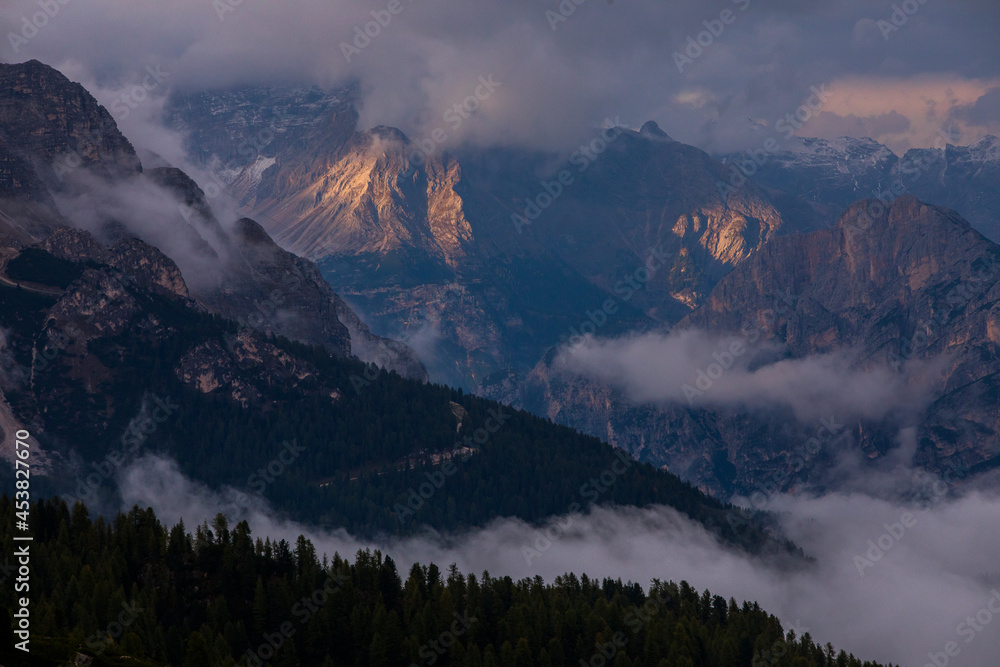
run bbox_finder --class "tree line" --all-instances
[0,495,895,667]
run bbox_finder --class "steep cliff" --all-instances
[526,196,1000,495]
[0,61,425,379]
[169,90,790,389]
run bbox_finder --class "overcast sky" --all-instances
[2,0,998,154]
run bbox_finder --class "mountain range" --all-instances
[0,54,988,667]
[0,60,789,555]
[723,133,1000,242]
[166,88,793,392]
[166,84,1000,497]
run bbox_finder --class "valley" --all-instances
[0,2,998,663]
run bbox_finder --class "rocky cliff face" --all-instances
[0,135,49,203]
[41,227,191,300]
[895,136,1000,243]
[524,122,786,314]
[0,59,142,184]
[0,59,142,242]
[164,84,1000,496]
[725,134,1000,242]
[253,127,475,268]
[0,239,349,475]
[168,90,790,389]
[0,61,425,380]
[525,196,1000,496]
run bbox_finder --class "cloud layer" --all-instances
[554,330,945,423]
[120,454,1000,667]
[1,0,998,154]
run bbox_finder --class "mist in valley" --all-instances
[119,451,1000,667]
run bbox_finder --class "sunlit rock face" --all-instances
[169,91,789,390]
[724,134,1000,243]
[0,60,426,380]
[527,196,1000,496]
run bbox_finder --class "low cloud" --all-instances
[118,453,1000,667]
[51,168,229,291]
[805,109,912,142]
[554,330,945,423]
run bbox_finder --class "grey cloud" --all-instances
[119,453,1000,667]
[0,0,996,154]
[52,168,230,290]
[554,330,945,423]
[952,86,1000,126]
[804,110,912,140]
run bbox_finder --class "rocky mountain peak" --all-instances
[234,216,275,245]
[0,60,141,184]
[531,194,1000,496]
[639,120,672,140]
[967,134,1000,160]
[0,62,427,381]
[835,195,980,253]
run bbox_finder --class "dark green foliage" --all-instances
[5,248,84,289]
[0,262,787,553]
[0,497,895,667]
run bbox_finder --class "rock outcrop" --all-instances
[526,196,1000,495]
[0,61,426,380]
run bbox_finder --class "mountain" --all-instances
[0,228,787,548]
[0,60,425,380]
[525,196,1000,495]
[724,134,1000,242]
[163,85,1000,499]
[0,60,786,553]
[0,59,141,183]
[166,89,792,391]
[896,135,1000,242]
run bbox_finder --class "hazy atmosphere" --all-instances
[1,2,998,666]
[3,0,999,153]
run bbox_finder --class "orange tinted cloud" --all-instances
[803,76,1000,152]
